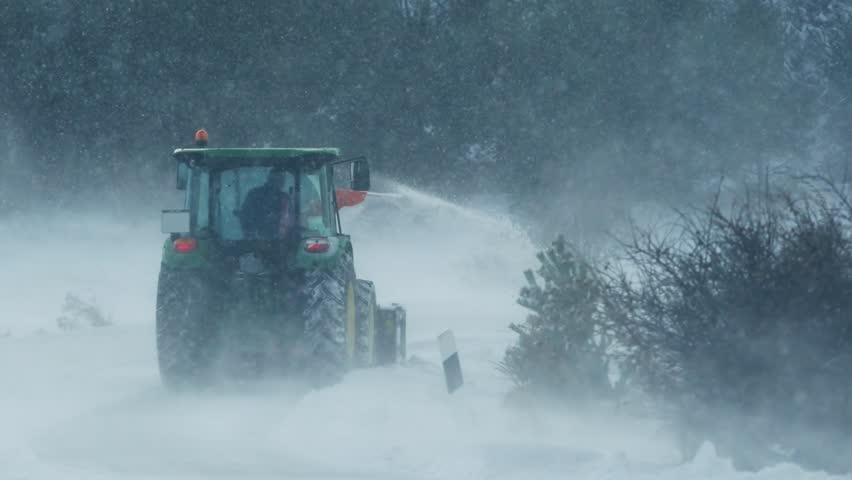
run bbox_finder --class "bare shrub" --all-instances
[56,292,112,331]
[504,181,852,473]
[608,189,852,472]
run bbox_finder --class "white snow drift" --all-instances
[0,185,843,479]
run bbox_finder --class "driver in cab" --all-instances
[240,169,291,239]
[240,168,322,239]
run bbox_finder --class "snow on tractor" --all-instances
[156,130,406,388]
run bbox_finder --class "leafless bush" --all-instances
[56,292,112,331]
[607,186,852,472]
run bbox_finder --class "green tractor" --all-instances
[155,131,406,388]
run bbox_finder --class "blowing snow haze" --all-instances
[2,1,852,479]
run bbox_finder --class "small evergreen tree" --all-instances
[501,236,614,403]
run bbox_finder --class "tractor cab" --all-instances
[162,146,370,256]
[155,131,406,388]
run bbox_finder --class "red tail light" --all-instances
[304,238,330,253]
[173,237,197,253]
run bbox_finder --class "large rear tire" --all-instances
[156,268,219,390]
[300,252,357,386]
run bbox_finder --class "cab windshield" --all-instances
[199,165,334,241]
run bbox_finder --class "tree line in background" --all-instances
[0,1,850,228]
[503,176,852,473]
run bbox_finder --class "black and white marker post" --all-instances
[438,330,464,394]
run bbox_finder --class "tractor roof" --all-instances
[173,148,340,167]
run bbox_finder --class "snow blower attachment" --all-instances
[155,130,407,389]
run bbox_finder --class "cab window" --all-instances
[300,167,334,236]
[213,166,296,241]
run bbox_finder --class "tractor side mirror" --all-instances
[351,159,370,191]
[176,163,189,190]
[161,209,190,234]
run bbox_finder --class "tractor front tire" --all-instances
[156,269,219,390]
[355,279,377,367]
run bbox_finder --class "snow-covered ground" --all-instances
[0,185,844,479]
